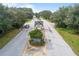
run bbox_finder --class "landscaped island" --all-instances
[29,29,46,46]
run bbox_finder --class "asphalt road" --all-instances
[0,18,76,56]
[42,19,76,56]
[0,20,33,56]
[0,17,38,56]
[0,29,28,56]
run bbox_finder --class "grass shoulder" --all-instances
[56,28,79,55]
[0,29,19,49]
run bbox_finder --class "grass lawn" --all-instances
[0,29,19,49]
[56,28,79,55]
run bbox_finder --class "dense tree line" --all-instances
[34,13,40,19]
[38,5,79,34]
[0,4,33,37]
[50,5,79,34]
[39,10,52,20]
[35,10,52,20]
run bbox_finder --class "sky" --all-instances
[3,3,75,13]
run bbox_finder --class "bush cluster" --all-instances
[29,29,45,46]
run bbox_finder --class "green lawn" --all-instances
[0,29,19,49]
[56,28,79,55]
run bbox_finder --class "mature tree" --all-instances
[39,10,52,20]
[34,13,40,18]
[51,5,79,34]
[0,4,34,37]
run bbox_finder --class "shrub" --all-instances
[12,23,21,28]
[29,29,45,46]
[29,29,43,39]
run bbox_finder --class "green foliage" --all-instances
[0,29,19,48]
[29,29,43,39]
[56,28,79,55]
[39,10,52,19]
[0,4,33,37]
[34,13,40,18]
[29,29,45,46]
[51,5,79,34]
